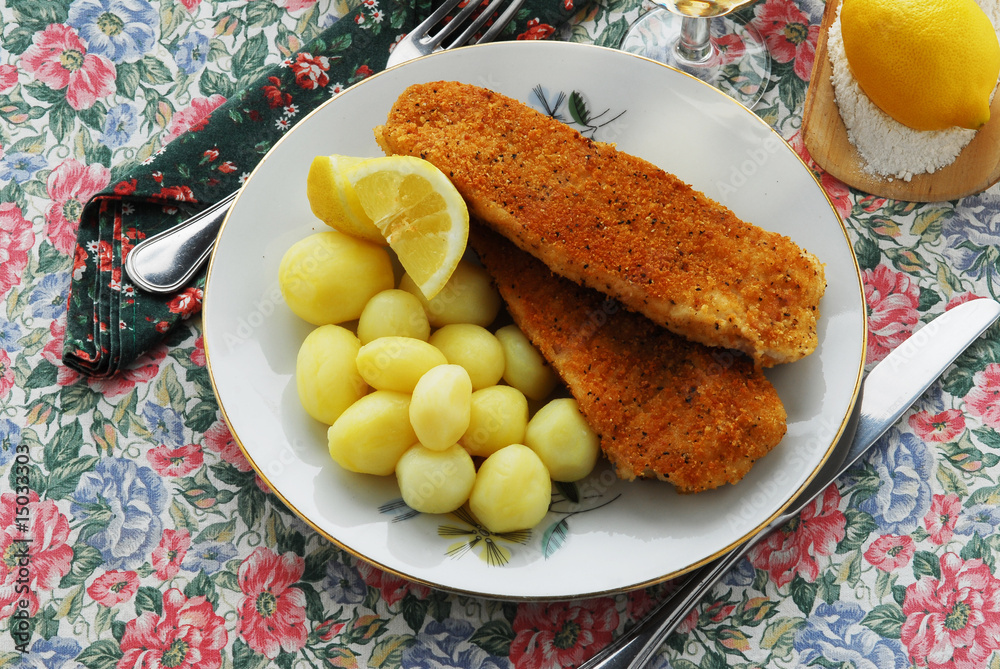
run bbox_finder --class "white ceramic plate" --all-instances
[204,41,866,600]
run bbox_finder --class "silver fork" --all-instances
[124,0,523,294]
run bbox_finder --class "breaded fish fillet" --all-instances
[469,225,787,494]
[375,81,826,367]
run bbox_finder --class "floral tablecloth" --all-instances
[5,0,1000,667]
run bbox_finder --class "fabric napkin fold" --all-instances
[63,0,591,376]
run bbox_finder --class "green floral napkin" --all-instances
[63,0,589,376]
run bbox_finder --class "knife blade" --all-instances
[580,297,1000,669]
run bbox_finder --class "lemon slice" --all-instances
[346,156,469,300]
[307,154,385,244]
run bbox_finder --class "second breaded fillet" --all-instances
[470,225,787,494]
[375,81,826,367]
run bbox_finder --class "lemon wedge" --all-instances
[345,156,469,300]
[306,154,385,244]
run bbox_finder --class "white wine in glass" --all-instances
[621,0,770,108]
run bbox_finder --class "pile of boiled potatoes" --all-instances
[279,229,600,533]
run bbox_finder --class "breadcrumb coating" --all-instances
[470,225,787,494]
[375,81,826,367]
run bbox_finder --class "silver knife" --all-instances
[581,297,1000,669]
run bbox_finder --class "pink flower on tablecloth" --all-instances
[87,570,139,606]
[517,18,556,40]
[864,534,915,572]
[119,588,228,669]
[909,410,966,443]
[357,560,430,606]
[151,529,192,580]
[191,336,206,367]
[148,444,204,478]
[87,345,167,397]
[273,0,318,12]
[0,64,17,93]
[45,158,111,254]
[167,287,203,317]
[902,552,1000,669]
[924,493,961,546]
[787,131,851,219]
[0,203,36,295]
[292,53,329,90]
[41,318,84,386]
[178,0,201,12]
[0,350,14,399]
[238,547,307,659]
[21,23,115,110]
[947,293,986,311]
[749,484,846,587]
[751,0,819,81]
[510,598,618,669]
[0,492,73,618]
[863,264,921,364]
[204,420,252,472]
[966,363,1000,429]
[165,94,227,142]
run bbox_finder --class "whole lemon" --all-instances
[840,0,1000,131]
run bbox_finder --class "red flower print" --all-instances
[517,19,556,40]
[902,552,1000,669]
[45,159,111,254]
[357,561,430,606]
[947,293,985,311]
[0,492,73,618]
[96,240,114,272]
[751,0,819,81]
[510,598,618,669]
[88,345,167,397]
[749,484,846,587]
[21,23,116,110]
[563,0,573,9]
[787,131,850,219]
[909,409,965,443]
[151,529,192,580]
[165,94,227,142]
[87,570,140,607]
[119,588,228,669]
[203,148,219,161]
[0,203,35,295]
[355,64,373,79]
[238,547,308,659]
[864,534,915,572]
[0,64,18,93]
[148,444,205,478]
[158,185,197,202]
[924,494,961,546]
[292,53,330,90]
[168,286,204,317]
[40,318,83,386]
[0,350,14,399]
[966,363,1000,430]
[204,421,252,472]
[115,179,138,195]
[262,76,292,108]
[863,264,921,364]
[274,0,318,11]
[179,0,201,12]
[191,336,207,367]
[218,161,237,174]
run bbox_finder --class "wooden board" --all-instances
[802,0,1000,202]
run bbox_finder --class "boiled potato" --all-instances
[357,289,430,344]
[400,260,501,327]
[409,365,472,451]
[396,444,476,514]
[328,391,416,475]
[356,337,447,393]
[279,230,394,325]
[494,324,558,400]
[429,324,504,389]
[461,385,528,457]
[296,325,367,425]
[525,398,599,482]
[469,444,551,533]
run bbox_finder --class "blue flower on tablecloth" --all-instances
[174,32,210,74]
[402,619,512,669]
[942,193,1000,288]
[68,0,158,63]
[28,273,70,320]
[0,152,47,184]
[0,320,22,352]
[856,431,933,535]
[100,103,139,149]
[11,635,84,669]
[794,601,908,669]
[954,503,1000,537]
[721,556,756,587]
[0,418,21,467]
[323,559,367,604]
[70,457,167,570]
[181,540,238,574]
[141,403,186,447]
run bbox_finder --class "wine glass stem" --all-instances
[676,16,712,63]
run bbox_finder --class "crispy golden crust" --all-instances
[376,81,826,367]
[470,225,787,494]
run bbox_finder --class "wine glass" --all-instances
[620,0,770,109]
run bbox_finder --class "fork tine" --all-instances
[471,0,525,45]
[426,0,492,50]
[449,0,517,48]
